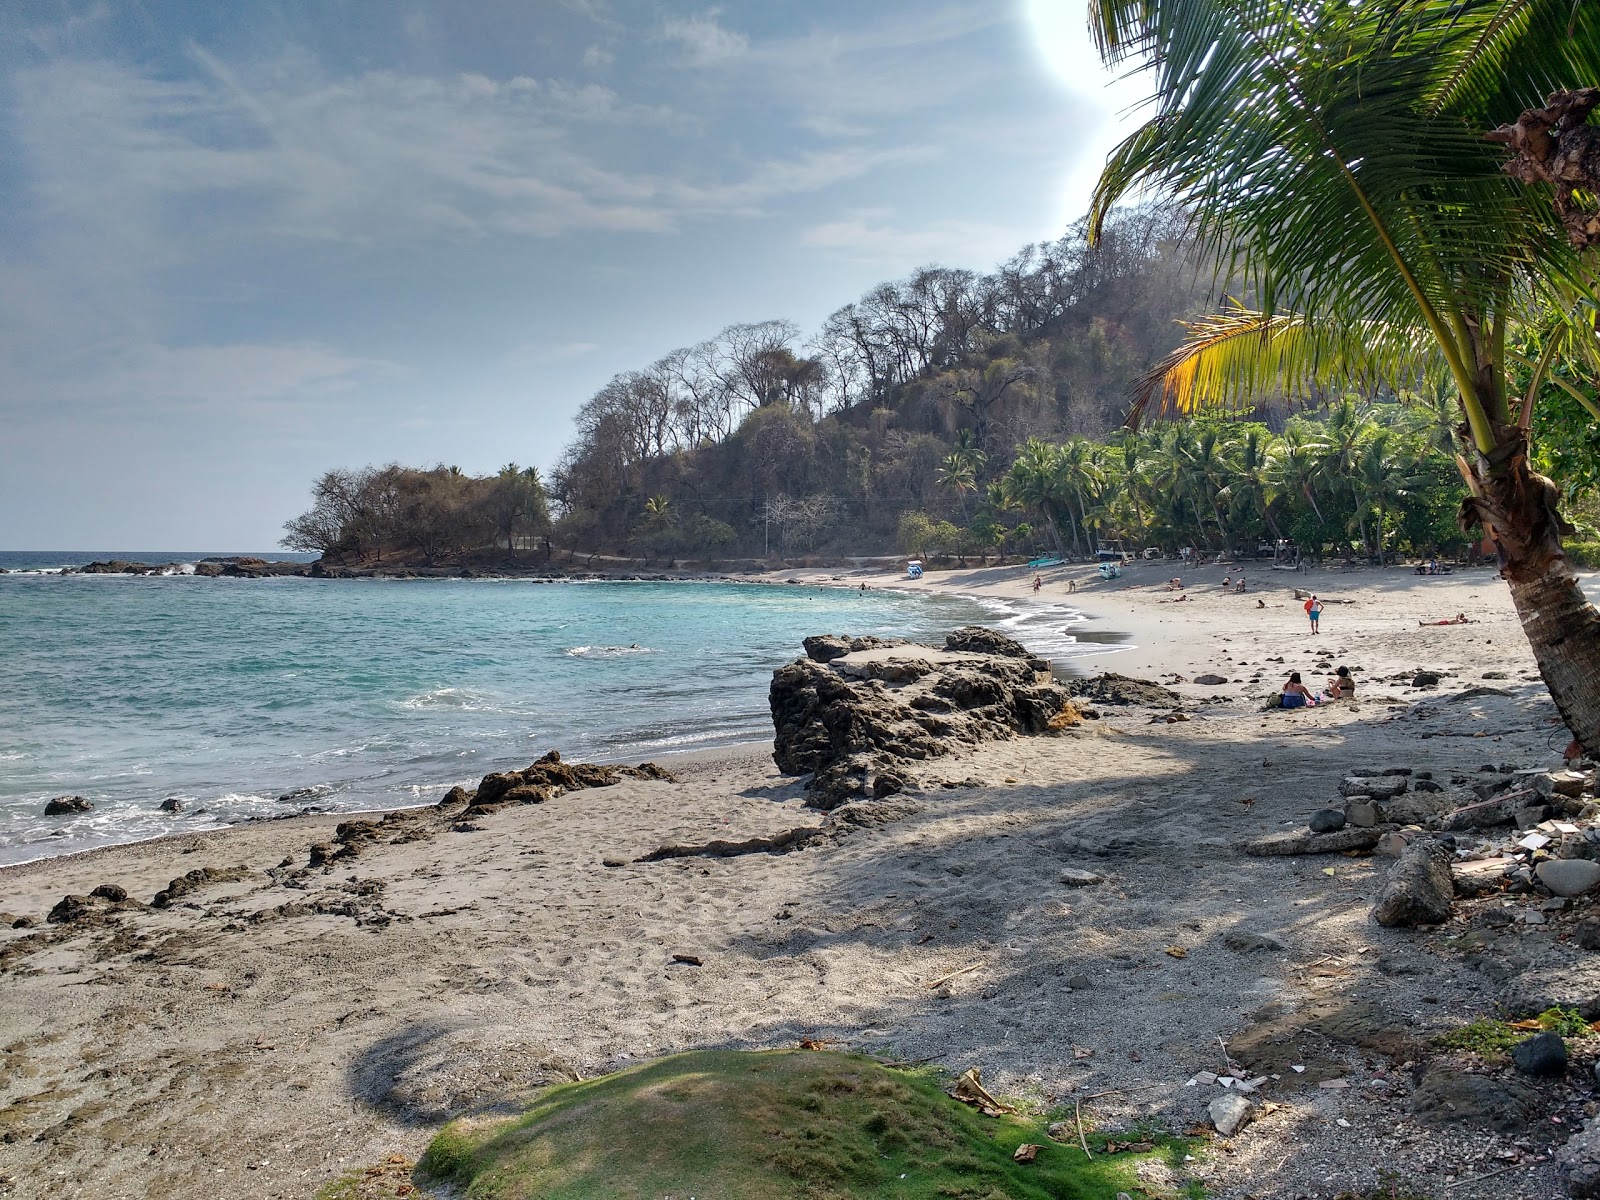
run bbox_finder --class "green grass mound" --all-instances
[420,1048,1197,1199]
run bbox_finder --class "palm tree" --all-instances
[1089,0,1600,749]
[1003,439,1070,554]
[1222,428,1283,544]
[936,453,979,523]
[1266,423,1333,540]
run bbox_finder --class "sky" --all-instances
[0,1,1145,549]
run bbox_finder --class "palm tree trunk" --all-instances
[1471,445,1600,756]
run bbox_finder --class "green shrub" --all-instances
[1565,541,1600,569]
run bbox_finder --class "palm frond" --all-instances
[1127,307,1441,428]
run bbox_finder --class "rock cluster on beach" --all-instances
[770,626,1083,809]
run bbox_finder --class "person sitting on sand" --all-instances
[1280,672,1316,709]
[1166,578,1183,591]
[1418,613,1472,626]
[1321,665,1355,701]
[1256,598,1266,608]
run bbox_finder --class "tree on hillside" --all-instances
[1088,0,1600,750]
[482,464,552,554]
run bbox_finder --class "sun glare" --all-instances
[1023,0,1105,90]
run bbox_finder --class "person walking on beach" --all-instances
[1033,575,1042,593]
[1305,594,1323,634]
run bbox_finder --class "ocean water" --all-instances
[0,557,1097,865]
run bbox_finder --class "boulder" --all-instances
[770,629,1074,809]
[1209,1093,1254,1137]
[1559,1116,1600,1198]
[1511,1031,1568,1077]
[1243,828,1381,856]
[43,795,92,816]
[1059,868,1104,887]
[158,797,185,813]
[1193,674,1228,686]
[1439,789,1536,831]
[1309,808,1347,833]
[1345,801,1381,828]
[46,895,95,924]
[1340,775,1408,801]
[1371,839,1454,926]
[1384,791,1456,824]
[1536,771,1591,800]
[89,883,127,902]
[1412,671,1442,687]
[1376,830,1417,857]
[1409,1067,1541,1132]
[943,626,1032,659]
[1062,673,1181,708]
[1538,859,1600,897]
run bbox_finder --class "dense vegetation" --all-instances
[281,462,550,564]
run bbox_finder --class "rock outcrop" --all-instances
[770,627,1075,809]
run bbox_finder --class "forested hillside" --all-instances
[548,203,1211,560]
[282,200,1600,568]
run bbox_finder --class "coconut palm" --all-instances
[1089,0,1600,749]
[936,453,979,522]
[1003,439,1071,554]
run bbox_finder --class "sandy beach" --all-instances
[3,561,1595,1199]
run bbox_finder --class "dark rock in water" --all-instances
[90,884,127,903]
[943,626,1031,659]
[1412,778,1444,793]
[43,795,92,816]
[1372,840,1454,926]
[77,560,153,574]
[1062,672,1181,708]
[771,627,1074,809]
[277,785,330,803]
[1409,1067,1541,1131]
[1309,808,1347,833]
[1511,1031,1568,1077]
[158,797,185,813]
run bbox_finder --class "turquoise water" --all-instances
[0,564,1091,865]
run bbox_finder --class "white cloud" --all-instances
[661,11,749,67]
[9,51,909,250]
[803,209,1026,269]
[581,44,615,69]
[7,338,402,418]
[504,340,601,368]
